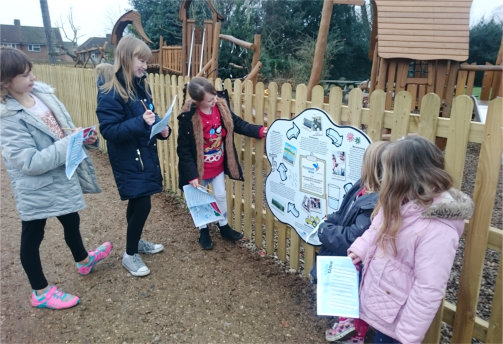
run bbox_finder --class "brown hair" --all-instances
[374,135,453,255]
[0,47,33,102]
[182,77,217,106]
[360,140,390,193]
[100,36,152,101]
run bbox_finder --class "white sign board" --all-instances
[265,108,371,245]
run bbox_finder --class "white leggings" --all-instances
[198,171,228,229]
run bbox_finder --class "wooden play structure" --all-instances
[367,0,502,115]
[148,0,262,84]
[110,10,153,46]
[74,42,109,68]
[309,0,502,112]
[307,0,366,99]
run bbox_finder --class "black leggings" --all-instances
[126,195,151,255]
[20,212,87,290]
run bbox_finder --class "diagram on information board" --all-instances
[265,108,371,245]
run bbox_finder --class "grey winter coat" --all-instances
[0,82,101,221]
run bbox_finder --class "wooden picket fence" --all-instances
[33,65,502,343]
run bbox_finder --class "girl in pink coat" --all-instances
[348,136,474,344]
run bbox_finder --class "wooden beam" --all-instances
[460,63,503,71]
[333,0,364,5]
[307,0,333,100]
[219,34,255,50]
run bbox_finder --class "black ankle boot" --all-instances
[218,224,244,241]
[198,227,213,250]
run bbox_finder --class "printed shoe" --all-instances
[122,252,150,277]
[31,285,80,310]
[218,224,243,241]
[199,227,213,250]
[138,238,164,254]
[325,318,356,342]
[76,241,112,275]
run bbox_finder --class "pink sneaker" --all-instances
[325,318,356,341]
[31,285,80,309]
[76,241,112,275]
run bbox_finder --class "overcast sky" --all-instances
[0,0,501,45]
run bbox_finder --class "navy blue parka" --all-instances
[96,70,169,200]
[311,179,378,280]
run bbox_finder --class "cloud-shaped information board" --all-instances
[265,108,371,245]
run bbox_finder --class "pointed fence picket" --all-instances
[32,64,502,343]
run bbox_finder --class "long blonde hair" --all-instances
[360,141,390,193]
[101,36,152,101]
[374,136,453,255]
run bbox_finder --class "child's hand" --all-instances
[189,178,199,188]
[348,252,361,266]
[142,110,155,126]
[161,126,170,138]
[84,130,98,145]
[262,126,268,135]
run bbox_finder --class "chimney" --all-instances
[14,19,20,26]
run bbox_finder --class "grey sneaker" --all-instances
[138,239,164,254]
[122,252,150,277]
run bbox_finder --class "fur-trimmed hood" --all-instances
[1,82,57,118]
[422,188,474,220]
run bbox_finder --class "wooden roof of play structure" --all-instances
[111,10,153,46]
[370,0,471,61]
[366,0,482,116]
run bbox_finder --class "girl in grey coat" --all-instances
[0,47,112,310]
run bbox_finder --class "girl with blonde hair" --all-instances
[96,36,170,277]
[314,140,389,343]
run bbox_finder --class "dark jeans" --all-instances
[373,330,399,344]
[125,195,151,255]
[21,212,87,290]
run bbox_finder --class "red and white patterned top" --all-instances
[201,105,227,179]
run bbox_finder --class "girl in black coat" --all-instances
[314,140,389,343]
[96,36,170,277]
[177,77,267,250]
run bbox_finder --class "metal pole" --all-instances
[187,27,195,77]
[199,27,206,73]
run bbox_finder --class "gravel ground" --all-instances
[0,142,500,343]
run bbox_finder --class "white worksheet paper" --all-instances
[150,95,177,140]
[183,184,225,227]
[316,256,359,317]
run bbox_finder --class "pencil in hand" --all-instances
[140,100,149,111]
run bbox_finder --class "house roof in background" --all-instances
[77,35,111,51]
[0,21,63,46]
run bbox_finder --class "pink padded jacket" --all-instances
[348,189,474,344]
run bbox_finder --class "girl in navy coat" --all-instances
[314,140,389,343]
[177,77,267,250]
[96,36,170,277]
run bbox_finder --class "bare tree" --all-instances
[57,7,82,46]
[40,0,56,64]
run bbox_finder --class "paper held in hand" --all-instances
[150,95,177,140]
[183,184,225,227]
[316,256,360,318]
[65,126,95,179]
